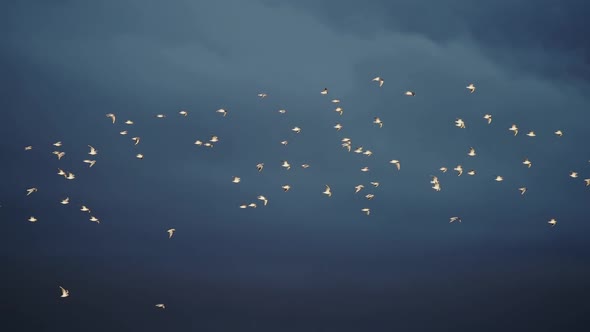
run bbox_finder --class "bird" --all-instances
[455,119,466,128]
[523,158,532,168]
[125,120,134,125]
[519,187,527,195]
[167,228,175,238]
[257,93,267,98]
[52,151,65,160]
[26,188,38,196]
[331,99,340,103]
[449,217,461,223]
[509,124,519,136]
[59,286,69,298]
[28,216,37,223]
[354,147,364,154]
[548,218,557,227]
[439,167,448,173]
[404,91,415,96]
[363,150,373,157]
[373,117,383,128]
[334,107,343,115]
[432,182,441,192]
[281,185,291,192]
[370,182,379,187]
[342,142,351,152]
[155,114,166,118]
[120,131,128,135]
[210,136,219,143]
[80,205,91,212]
[232,176,241,183]
[467,170,476,176]
[291,126,301,134]
[526,131,536,137]
[239,204,247,209]
[106,113,116,123]
[495,176,504,182]
[483,114,492,124]
[216,109,227,117]
[320,88,328,95]
[155,304,166,309]
[53,141,62,147]
[389,160,400,170]
[179,110,188,116]
[24,145,33,150]
[454,165,463,176]
[334,123,342,131]
[65,172,76,180]
[88,145,98,155]
[554,130,563,137]
[365,194,374,200]
[584,179,590,186]
[301,164,310,169]
[372,77,384,87]
[280,140,288,146]
[278,109,287,114]
[467,147,476,157]
[248,203,257,208]
[355,185,364,193]
[323,185,332,197]
[83,160,96,168]
[256,163,264,172]
[60,197,70,205]
[57,168,66,177]
[361,208,370,216]
[257,195,268,206]
[132,137,140,145]
[466,83,476,93]
[89,216,99,223]
[281,160,291,170]
[360,167,369,172]
[194,140,203,146]
[569,171,578,178]
[136,154,144,160]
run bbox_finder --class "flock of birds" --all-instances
[13,77,590,307]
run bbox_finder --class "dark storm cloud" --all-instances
[263,0,590,82]
[2,1,590,331]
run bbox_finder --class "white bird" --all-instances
[584,179,590,186]
[361,208,370,216]
[281,185,291,192]
[526,131,536,137]
[373,117,383,128]
[432,182,441,192]
[167,228,175,238]
[449,217,461,223]
[509,124,518,136]
[360,167,369,172]
[334,107,343,115]
[483,114,492,124]
[120,131,128,135]
[404,91,415,96]
[257,93,267,98]
[365,194,374,200]
[26,188,38,196]
[106,113,116,124]
[278,109,287,114]
[155,114,166,118]
[232,176,241,183]
[334,123,342,131]
[83,160,96,168]
[372,77,384,87]
[28,216,37,223]
[239,204,247,209]
[256,163,264,172]
[248,203,257,208]
[65,172,75,180]
[466,83,476,93]
[59,286,69,298]
[291,127,301,134]
[523,158,532,168]
[569,171,578,178]
[257,195,268,206]
[439,167,448,173]
[455,119,466,128]
[323,185,332,197]
[24,145,33,150]
[342,142,351,152]
[89,216,99,223]
[331,99,340,103]
[125,120,134,125]
[52,151,65,160]
[454,165,463,176]
[355,185,364,193]
[88,145,98,155]
[53,141,62,147]
[136,154,144,159]
[216,109,227,116]
[301,164,310,169]
[495,176,504,182]
[320,88,328,95]
[467,147,476,157]
[155,304,166,309]
[467,170,476,176]
[281,160,291,170]
[548,218,557,227]
[554,130,563,137]
[80,205,91,212]
[370,182,379,187]
[280,140,288,146]
[194,140,203,146]
[354,146,363,154]
[60,197,70,205]
[179,110,188,116]
[132,137,140,145]
[363,150,373,157]
[210,136,219,143]
[519,187,527,195]
[389,160,400,170]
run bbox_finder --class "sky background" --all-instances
[2,1,590,331]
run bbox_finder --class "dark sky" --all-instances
[2,1,590,331]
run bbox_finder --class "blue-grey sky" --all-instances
[2,1,590,331]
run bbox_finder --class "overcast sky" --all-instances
[2,1,590,331]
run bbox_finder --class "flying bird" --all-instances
[548,218,557,227]
[455,119,466,128]
[60,197,70,205]
[523,158,532,168]
[88,145,98,155]
[467,170,476,176]
[120,131,128,135]
[26,188,38,196]
[450,217,461,223]
[132,137,140,145]
[28,216,37,223]
[257,195,268,206]
[167,228,175,239]
[155,114,166,118]
[404,91,415,96]
[232,176,241,183]
[439,167,448,173]
[373,117,383,128]
[334,123,342,131]
[321,88,328,95]
[281,185,291,192]
[125,120,134,125]
[59,286,69,298]
[257,93,267,98]
[361,208,370,216]
[467,147,476,157]
[291,127,301,134]
[569,171,578,178]
[89,216,100,223]
[65,172,76,180]
[495,176,504,182]
[155,304,166,309]
[216,109,227,116]
[179,110,188,116]
[256,163,264,172]
[554,130,563,137]
[80,205,91,212]
[526,131,536,137]
[83,160,96,168]
[519,187,527,195]
[323,185,332,197]
[372,77,384,87]
[281,160,291,170]
[370,182,379,187]
[136,154,144,159]
[24,146,33,151]
[106,113,116,123]
[509,124,519,136]
[466,83,476,93]
[53,141,62,147]
[355,185,364,193]
[334,107,343,115]
[483,114,492,124]
[454,165,463,176]
[360,167,369,172]
[389,160,400,170]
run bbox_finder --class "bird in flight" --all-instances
[372,77,384,87]
[256,163,264,172]
[53,141,62,147]
[216,109,227,117]
[81,205,91,212]
[258,93,267,99]
[554,130,563,137]
[291,127,301,134]
[24,145,33,151]
[88,145,98,155]
[483,114,492,124]
[320,88,328,95]
[454,165,463,176]
[125,120,134,125]
[83,160,96,168]
[389,160,400,170]
[548,218,557,227]
[323,185,332,197]
[467,147,476,157]
[232,176,241,184]
[509,124,519,136]
[526,131,536,137]
[466,83,476,93]
[373,117,383,128]
[519,187,527,195]
[26,188,38,196]
[89,216,100,223]
[404,91,415,96]
[334,107,343,115]
[60,197,70,205]
[467,170,476,176]
[155,304,166,309]
[455,119,466,129]
[257,195,268,206]
[449,217,462,223]
[106,113,116,123]
[355,185,364,193]
[179,110,188,116]
[59,286,69,298]
[28,216,37,223]
[65,172,76,180]
[361,208,370,216]
[334,123,342,131]
[281,185,291,192]
[523,158,532,168]
[136,154,144,160]
[495,176,504,182]
[167,228,175,239]
[132,137,140,145]
[569,171,578,178]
